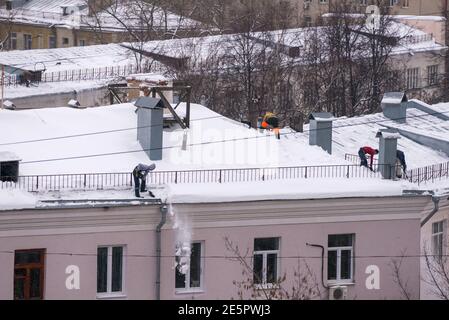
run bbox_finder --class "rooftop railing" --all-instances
[0,164,386,192]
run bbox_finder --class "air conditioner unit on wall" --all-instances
[329,286,348,300]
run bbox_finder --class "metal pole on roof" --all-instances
[0,64,4,110]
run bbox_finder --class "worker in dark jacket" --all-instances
[396,150,407,178]
[133,163,156,198]
[358,146,379,171]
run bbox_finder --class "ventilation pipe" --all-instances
[156,204,168,300]
[376,129,401,179]
[309,112,334,154]
[381,92,408,123]
[135,97,164,161]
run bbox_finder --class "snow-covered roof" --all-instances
[20,0,86,12]
[0,20,444,75]
[0,43,132,72]
[0,103,347,176]
[0,0,201,32]
[287,106,449,170]
[165,178,416,204]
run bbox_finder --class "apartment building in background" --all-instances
[0,0,202,51]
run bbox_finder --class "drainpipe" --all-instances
[421,196,440,227]
[306,243,329,289]
[156,204,168,300]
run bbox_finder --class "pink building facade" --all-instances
[0,194,431,300]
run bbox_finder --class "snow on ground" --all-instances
[0,103,347,175]
[0,189,37,210]
[4,80,108,99]
[166,178,417,204]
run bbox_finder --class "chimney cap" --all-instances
[134,97,164,109]
[309,112,335,121]
[376,128,401,140]
[382,92,408,105]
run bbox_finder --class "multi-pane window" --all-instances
[253,238,280,287]
[432,221,445,261]
[328,234,354,283]
[14,249,45,300]
[389,0,398,6]
[403,0,410,8]
[360,0,367,5]
[9,32,17,50]
[79,39,86,46]
[49,36,56,49]
[427,65,439,86]
[97,246,125,296]
[175,242,203,291]
[23,34,32,50]
[406,68,419,89]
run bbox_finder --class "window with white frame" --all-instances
[402,0,409,8]
[23,34,32,50]
[175,242,204,291]
[9,32,17,50]
[360,0,367,5]
[328,234,354,283]
[406,68,419,89]
[432,221,446,261]
[97,246,125,297]
[389,0,398,6]
[427,65,439,86]
[253,238,280,287]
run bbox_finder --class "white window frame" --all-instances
[406,68,419,89]
[96,245,126,299]
[328,235,354,285]
[432,221,446,261]
[175,241,204,294]
[402,0,410,8]
[253,238,280,289]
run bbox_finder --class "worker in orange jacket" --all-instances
[261,112,280,139]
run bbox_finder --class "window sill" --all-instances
[255,284,280,290]
[96,293,127,300]
[327,282,355,287]
[175,289,205,295]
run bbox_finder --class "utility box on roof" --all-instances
[0,152,21,182]
[309,112,334,154]
[381,92,408,123]
[135,97,164,161]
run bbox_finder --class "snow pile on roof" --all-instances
[0,102,346,175]
[0,189,37,210]
[4,80,108,99]
[166,178,416,204]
